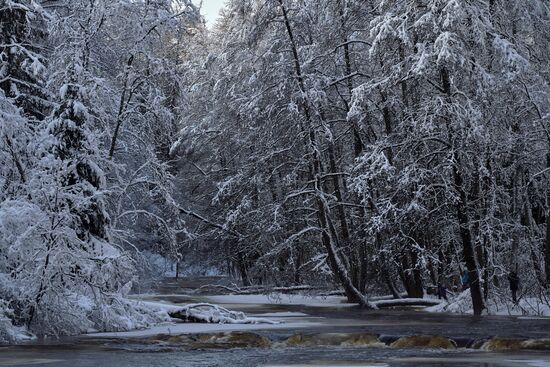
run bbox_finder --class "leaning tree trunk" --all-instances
[546,212,550,286]
[317,197,377,309]
[546,153,550,286]
[277,0,375,308]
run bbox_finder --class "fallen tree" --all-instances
[169,304,279,325]
[373,298,444,308]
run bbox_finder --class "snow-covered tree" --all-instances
[0,0,48,119]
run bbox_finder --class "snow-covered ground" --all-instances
[426,290,550,317]
[85,298,324,338]
[81,289,550,341]
[88,318,322,338]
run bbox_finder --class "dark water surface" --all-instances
[149,276,550,341]
[2,277,550,367]
[1,345,550,367]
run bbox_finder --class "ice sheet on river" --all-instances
[86,298,323,338]
[203,294,353,307]
[86,318,322,338]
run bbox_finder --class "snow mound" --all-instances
[425,290,550,317]
[425,290,472,314]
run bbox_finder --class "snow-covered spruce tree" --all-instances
[1,0,205,339]
[0,0,50,341]
[39,0,204,282]
[0,0,49,120]
[21,63,151,335]
[0,90,29,200]
[1,0,175,337]
[0,0,48,199]
[0,90,35,342]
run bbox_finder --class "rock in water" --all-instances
[481,338,524,351]
[283,333,382,347]
[146,332,271,348]
[520,339,550,351]
[390,335,457,349]
[481,338,550,351]
[195,332,271,348]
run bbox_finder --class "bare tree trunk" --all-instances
[453,162,485,316]
[109,55,134,159]
[545,153,550,286]
[338,1,363,156]
[28,236,53,327]
[399,251,423,298]
[410,249,424,298]
[277,0,375,307]
[386,276,401,299]
[4,136,26,183]
[237,256,251,287]
[440,68,484,315]
[327,144,350,243]
[317,197,376,308]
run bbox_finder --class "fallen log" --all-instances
[370,293,408,301]
[373,298,444,308]
[169,303,279,325]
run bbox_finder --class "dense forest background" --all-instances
[1,0,549,341]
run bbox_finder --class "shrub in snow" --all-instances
[0,300,33,343]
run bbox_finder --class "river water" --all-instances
[2,343,550,367]
[2,277,550,367]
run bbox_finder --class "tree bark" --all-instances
[109,54,134,159]
[317,197,376,308]
[327,144,350,243]
[441,68,484,315]
[338,1,364,156]
[4,136,26,183]
[453,162,485,316]
[545,153,550,286]
[277,0,375,307]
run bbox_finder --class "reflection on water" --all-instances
[2,346,550,367]
[4,277,550,367]
[391,355,550,367]
[507,361,550,367]
[261,364,389,367]
[0,359,62,366]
